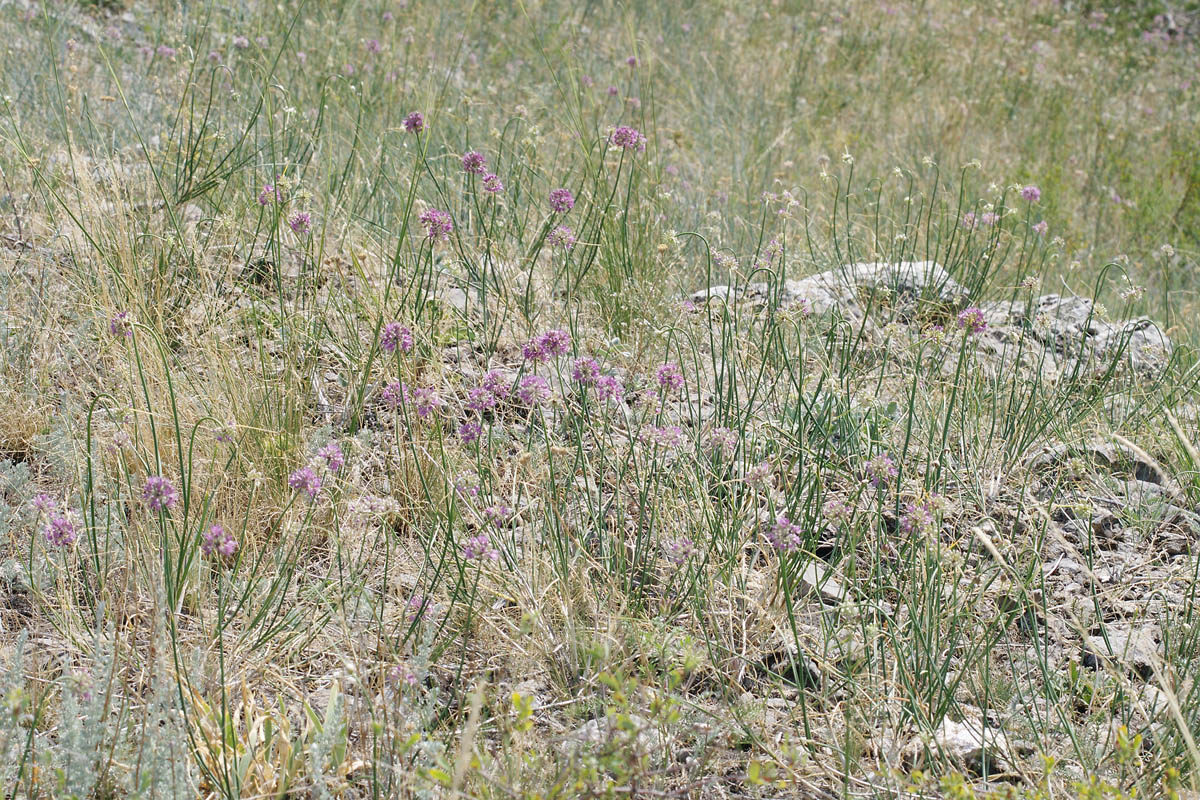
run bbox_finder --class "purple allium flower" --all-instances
[109,311,133,338]
[823,497,854,525]
[454,471,480,498]
[319,442,344,472]
[156,45,177,58]
[403,111,425,133]
[381,322,414,354]
[596,374,623,402]
[547,225,576,250]
[707,426,738,456]
[458,421,483,444]
[866,454,898,488]
[1032,220,1049,235]
[418,208,453,241]
[207,50,221,62]
[365,38,382,54]
[483,504,512,525]
[744,460,774,490]
[961,212,977,229]
[44,515,79,547]
[381,380,404,409]
[516,375,552,406]
[482,173,504,193]
[462,532,499,562]
[233,35,249,49]
[143,476,179,512]
[405,385,442,419]
[766,516,803,552]
[610,125,647,151]
[899,502,934,535]
[201,524,238,558]
[32,494,57,514]
[664,537,696,564]
[523,329,570,362]
[461,150,487,175]
[288,212,312,235]
[1021,184,1041,203]
[572,357,600,384]
[625,55,638,66]
[980,211,999,226]
[656,362,684,391]
[383,10,395,21]
[957,306,987,334]
[465,386,499,412]
[257,184,280,205]
[548,188,575,213]
[288,466,322,498]
[406,593,430,621]
[640,425,686,450]
[296,51,307,64]
[607,85,619,96]
[255,36,269,47]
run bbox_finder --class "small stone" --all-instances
[1083,625,1161,679]
[560,714,664,755]
[913,714,1011,776]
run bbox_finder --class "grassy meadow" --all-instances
[0,0,1199,796]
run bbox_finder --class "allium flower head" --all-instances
[44,515,79,547]
[257,183,281,205]
[823,497,854,525]
[109,311,133,338]
[961,212,977,229]
[766,516,803,552]
[572,357,600,384]
[866,454,898,488]
[610,125,647,151]
[899,502,935,535]
[640,425,686,450]
[980,211,999,226]
[143,476,179,512]
[482,173,504,193]
[664,537,696,564]
[458,421,483,444]
[707,426,738,456]
[403,111,425,133]
[288,212,312,235]
[405,385,442,419]
[201,524,238,558]
[381,322,414,354]
[319,442,344,472]
[516,375,552,406]
[656,362,684,391]
[1021,184,1041,203]
[484,504,512,525]
[461,150,487,175]
[462,532,499,562]
[32,494,57,514]
[381,380,404,409]
[744,460,774,490]
[547,225,576,250]
[1032,220,1049,235]
[523,329,570,362]
[233,35,249,48]
[596,374,624,402]
[418,208,453,241]
[956,307,987,334]
[549,188,575,213]
[288,466,322,499]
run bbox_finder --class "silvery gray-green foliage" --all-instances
[0,459,33,540]
[128,647,197,800]
[0,632,34,791]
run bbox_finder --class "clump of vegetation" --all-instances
[0,0,1197,797]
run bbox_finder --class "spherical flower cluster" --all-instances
[405,385,442,419]
[547,225,576,250]
[1032,220,1049,235]
[865,454,898,488]
[288,212,312,235]
[980,211,999,226]
[744,460,774,490]
[454,472,480,499]
[610,125,647,151]
[572,357,600,384]
[381,322,414,354]
[143,476,179,512]
[458,421,483,444]
[257,183,282,205]
[461,150,487,174]
[466,370,511,411]
[596,374,624,402]
[419,208,453,241]
[44,515,79,547]
[766,516,803,552]
[899,501,935,535]
[707,426,739,456]
[482,173,505,193]
[288,467,322,499]
[381,380,404,409]
[406,593,430,621]
[516,375,552,406]
[640,425,686,450]
[462,532,499,562]
[656,362,684,391]
[484,504,512,525]
[32,493,57,514]
[962,212,977,230]
[548,188,575,213]
[1021,185,1041,203]
[522,329,571,362]
[109,311,133,338]
[319,442,344,472]
[956,307,987,334]
[664,537,696,564]
[201,524,238,558]
[823,497,854,526]
[403,111,425,133]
